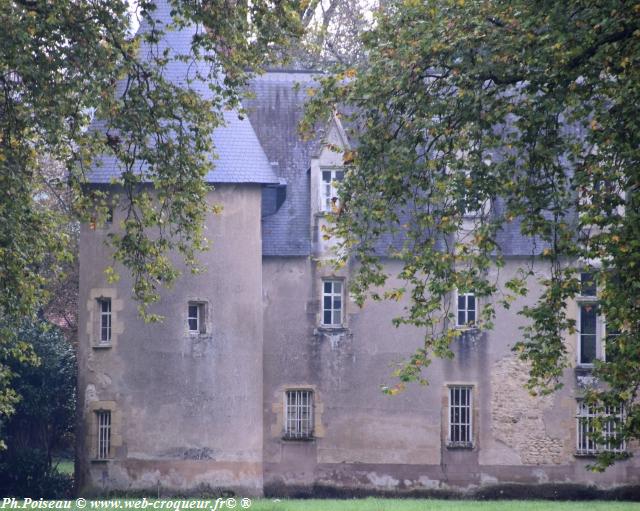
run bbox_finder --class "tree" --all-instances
[303,0,640,469]
[0,320,76,498]
[0,0,304,442]
[291,0,374,68]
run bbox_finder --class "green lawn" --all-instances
[53,457,74,475]
[246,499,639,511]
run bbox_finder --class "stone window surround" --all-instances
[87,400,122,461]
[444,382,476,450]
[87,288,124,349]
[270,384,325,441]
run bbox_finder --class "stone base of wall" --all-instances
[78,460,263,498]
[264,482,640,501]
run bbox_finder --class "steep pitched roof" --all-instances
[244,70,322,256]
[87,0,277,185]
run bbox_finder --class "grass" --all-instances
[41,498,640,511]
[53,457,74,475]
[245,499,640,511]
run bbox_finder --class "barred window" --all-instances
[96,410,111,459]
[98,298,112,343]
[456,292,476,327]
[577,402,625,455]
[448,386,473,447]
[285,390,313,439]
[322,280,343,326]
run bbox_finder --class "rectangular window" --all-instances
[579,303,598,365]
[188,303,205,333]
[322,280,343,326]
[577,402,625,455]
[321,169,344,212]
[448,386,473,447]
[580,272,597,297]
[285,390,314,439]
[98,298,112,343]
[96,410,111,459]
[456,291,476,327]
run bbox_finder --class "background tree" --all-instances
[0,320,76,497]
[291,0,374,68]
[303,0,640,469]
[0,0,303,444]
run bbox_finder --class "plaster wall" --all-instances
[77,184,265,496]
[261,256,640,494]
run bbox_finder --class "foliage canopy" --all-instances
[0,0,303,439]
[303,0,640,468]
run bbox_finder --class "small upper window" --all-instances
[321,169,344,212]
[322,280,343,326]
[98,298,112,344]
[188,303,205,333]
[456,291,476,327]
[580,272,597,297]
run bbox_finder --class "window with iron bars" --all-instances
[284,390,314,439]
[576,402,625,455]
[96,410,111,459]
[448,386,473,448]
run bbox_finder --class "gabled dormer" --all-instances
[310,113,351,257]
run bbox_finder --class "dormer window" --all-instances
[321,169,344,212]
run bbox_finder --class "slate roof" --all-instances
[244,71,322,256]
[86,0,278,186]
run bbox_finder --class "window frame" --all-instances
[577,300,603,366]
[187,302,206,334]
[576,401,625,456]
[447,385,474,449]
[284,389,314,440]
[97,298,112,344]
[320,167,345,213]
[96,410,112,460]
[455,290,476,328]
[321,279,344,327]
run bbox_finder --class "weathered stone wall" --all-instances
[490,356,566,465]
[77,185,265,496]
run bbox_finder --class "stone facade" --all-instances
[76,7,640,495]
